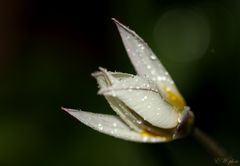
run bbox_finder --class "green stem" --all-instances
[193,127,228,158]
[193,127,240,165]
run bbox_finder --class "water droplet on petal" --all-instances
[113,122,117,127]
[164,72,169,76]
[141,96,148,101]
[98,123,103,130]
[150,55,157,60]
[137,120,143,124]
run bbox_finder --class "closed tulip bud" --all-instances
[62,18,194,143]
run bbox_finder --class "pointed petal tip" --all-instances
[111,17,117,22]
[97,89,103,95]
[97,88,114,96]
[91,72,98,77]
[112,18,130,32]
[61,107,78,113]
[97,91,103,96]
[61,107,68,112]
[91,67,101,76]
[111,18,121,25]
[91,67,107,78]
[98,66,107,72]
[62,107,169,143]
[91,71,102,78]
[112,18,179,92]
[61,107,81,119]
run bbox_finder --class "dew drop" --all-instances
[136,120,143,124]
[150,55,157,60]
[157,76,162,81]
[98,123,103,130]
[141,96,148,101]
[113,122,117,127]
[164,72,169,76]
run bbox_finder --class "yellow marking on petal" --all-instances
[141,131,154,137]
[140,130,170,141]
[160,85,186,111]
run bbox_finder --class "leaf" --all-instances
[62,108,167,143]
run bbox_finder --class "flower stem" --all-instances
[192,127,240,165]
[193,127,228,158]
[193,127,239,166]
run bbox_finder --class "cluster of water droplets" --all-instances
[98,123,103,130]
[122,30,175,88]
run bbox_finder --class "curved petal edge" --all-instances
[62,107,168,143]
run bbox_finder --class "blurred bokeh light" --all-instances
[0,0,239,166]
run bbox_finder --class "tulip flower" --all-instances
[62,18,237,165]
[62,18,195,143]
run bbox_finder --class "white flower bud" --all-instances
[62,18,194,143]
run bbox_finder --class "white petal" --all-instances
[112,18,178,93]
[100,75,179,129]
[92,67,134,89]
[62,108,167,143]
[92,68,144,131]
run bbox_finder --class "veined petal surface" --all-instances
[62,108,167,143]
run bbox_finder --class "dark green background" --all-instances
[0,0,239,165]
